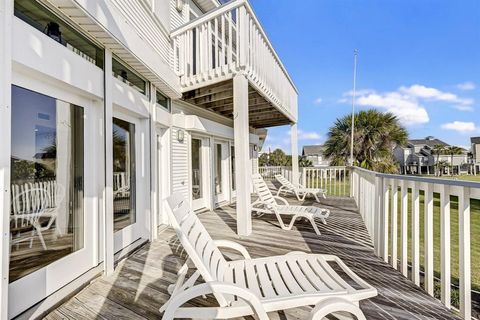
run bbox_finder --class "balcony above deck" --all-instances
[171,0,298,127]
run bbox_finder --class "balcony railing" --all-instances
[260,165,480,319]
[171,0,298,121]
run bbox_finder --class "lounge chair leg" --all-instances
[308,217,321,235]
[314,194,320,203]
[309,298,366,320]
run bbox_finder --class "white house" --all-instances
[393,137,468,175]
[302,145,330,167]
[471,137,480,175]
[0,0,298,317]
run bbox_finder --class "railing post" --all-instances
[374,175,384,256]
[424,183,434,295]
[459,187,471,319]
[411,182,420,286]
[302,167,306,187]
[440,184,451,308]
[400,180,408,277]
[390,180,398,269]
[381,179,390,262]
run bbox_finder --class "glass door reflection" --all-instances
[9,85,84,283]
[191,138,202,200]
[112,118,136,232]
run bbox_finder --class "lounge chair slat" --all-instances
[256,262,277,298]
[296,258,330,291]
[265,261,290,296]
[244,259,263,297]
[307,257,344,290]
[275,260,304,294]
[285,259,316,292]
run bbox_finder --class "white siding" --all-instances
[170,0,188,29]
[111,0,172,66]
[171,127,189,200]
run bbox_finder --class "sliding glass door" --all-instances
[214,141,229,204]
[112,114,143,251]
[191,137,209,210]
[9,85,95,318]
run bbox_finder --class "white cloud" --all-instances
[399,84,473,106]
[441,121,478,133]
[313,98,323,105]
[298,130,321,140]
[287,129,322,141]
[453,105,474,112]
[457,81,476,91]
[355,91,430,125]
[339,84,476,126]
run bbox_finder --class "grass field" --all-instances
[391,190,480,308]
[303,174,479,307]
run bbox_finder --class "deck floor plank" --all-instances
[46,196,461,319]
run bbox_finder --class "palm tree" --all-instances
[431,144,446,176]
[324,109,408,173]
[445,146,464,176]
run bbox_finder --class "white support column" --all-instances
[103,49,114,275]
[291,123,299,185]
[233,73,251,236]
[149,85,157,241]
[0,0,13,317]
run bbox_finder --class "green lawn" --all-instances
[391,190,480,307]
[308,172,479,308]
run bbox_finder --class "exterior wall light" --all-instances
[176,0,184,12]
[177,129,185,142]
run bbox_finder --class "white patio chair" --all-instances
[252,173,329,235]
[10,181,61,250]
[275,174,327,202]
[160,193,377,319]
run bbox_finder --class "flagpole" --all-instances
[349,49,358,166]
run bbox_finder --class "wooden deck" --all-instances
[46,196,461,320]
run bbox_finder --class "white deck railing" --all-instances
[171,0,298,121]
[258,166,349,197]
[351,167,480,319]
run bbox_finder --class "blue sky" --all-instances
[250,0,480,153]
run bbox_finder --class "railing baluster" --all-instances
[382,179,390,262]
[440,184,451,308]
[391,180,398,269]
[412,182,420,286]
[400,180,408,277]
[458,187,471,319]
[424,182,434,295]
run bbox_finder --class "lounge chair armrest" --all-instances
[162,282,269,320]
[273,196,289,206]
[214,240,251,259]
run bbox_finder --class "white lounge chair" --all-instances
[275,174,326,202]
[160,193,377,320]
[252,173,330,235]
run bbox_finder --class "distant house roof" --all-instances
[302,145,325,156]
[407,137,449,148]
[471,137,480,144]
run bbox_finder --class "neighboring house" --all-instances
[472,137,480,174]
[393,136,468,175]
[0,0,298,317]
[302,145,330,167]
